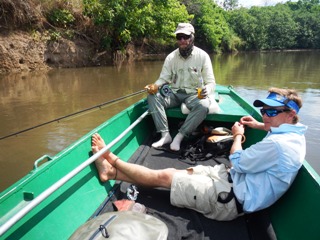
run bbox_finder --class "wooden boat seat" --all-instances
[166,92,252,122]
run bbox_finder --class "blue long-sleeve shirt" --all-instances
[229,123,307,212]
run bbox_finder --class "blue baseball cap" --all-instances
[253,92,300,113]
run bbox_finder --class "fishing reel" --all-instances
[159,84,172,97]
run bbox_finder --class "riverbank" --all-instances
[0,31,111,73]
[1,0,319,74]
[0,0,144,73]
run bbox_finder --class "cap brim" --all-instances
[175,30,192,35]
[253,99,285,107]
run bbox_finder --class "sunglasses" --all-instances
[176,34,191,41]
[260,108,290,117]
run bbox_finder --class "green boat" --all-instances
[0,85,319,240]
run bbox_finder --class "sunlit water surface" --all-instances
[0,51,319,192]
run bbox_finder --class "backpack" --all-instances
[69,211,168,240]
[180,127,234,165]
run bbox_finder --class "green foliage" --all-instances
[226,8,259,50]
[81,0,320,52]
[221,31,243,52]
[47,8,75,28]
[48,30,62,41]
[226,0,320,50]
[183,0,234,52]
[31,0,320,53]
[83,0,191,51]
[267,4,298,49]
[222,0,239,11]
[287,0,320,48]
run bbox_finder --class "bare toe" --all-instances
[92,133,106,150]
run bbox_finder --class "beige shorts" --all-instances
[170,164,239,221]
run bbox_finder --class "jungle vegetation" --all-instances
[1,0,319,54]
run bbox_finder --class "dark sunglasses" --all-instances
[260,108,290,117]
[176,34,191,40]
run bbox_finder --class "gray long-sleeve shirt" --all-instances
[155,46,216,95]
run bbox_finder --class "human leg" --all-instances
[170,165,239,220]
[147,93,181,148]
[171,95,210,151]
[182,95,210,134]
[91,134,134,183]
[91,133,183,187]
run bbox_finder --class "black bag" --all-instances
[180,127,234,165]
[205,127,234,155]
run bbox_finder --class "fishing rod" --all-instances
[0,89,147,140]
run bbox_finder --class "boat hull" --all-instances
[0,85,319,239]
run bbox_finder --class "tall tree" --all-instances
[286,0,320,48]
[183,0,232,52]
[266,4,298,49]
[222,0,239,10]
[83,0,191,51]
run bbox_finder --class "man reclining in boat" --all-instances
[91,87,307,221]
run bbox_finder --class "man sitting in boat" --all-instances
[144,22,216,151]
[91,87,307,220]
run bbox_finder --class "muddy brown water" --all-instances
[0,51,319,192]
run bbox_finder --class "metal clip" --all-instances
[126,184,139,201]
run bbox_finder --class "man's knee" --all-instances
[193,102,209,114]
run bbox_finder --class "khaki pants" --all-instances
[170,164,240,221]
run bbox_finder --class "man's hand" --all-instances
[144,84,158,94]
[200,86,208,97]
[232,121,245,136]
[197,86,208,99]
[240,116,265,130]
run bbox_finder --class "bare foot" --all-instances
[92,133,113,161]
[92,133,107,150]
[91,136,116,182]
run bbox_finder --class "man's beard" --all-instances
[179,34,194,59]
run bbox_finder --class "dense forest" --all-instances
[1,0,319,55]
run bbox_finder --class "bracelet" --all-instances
[233,133,246,143]
[113,157,119,167]
[113,157,119,180]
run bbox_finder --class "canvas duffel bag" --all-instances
[69,211,168,240]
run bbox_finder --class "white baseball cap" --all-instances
[174,23,195,35]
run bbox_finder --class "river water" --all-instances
[0,51,319,192]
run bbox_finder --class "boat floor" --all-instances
[93,134,276,240]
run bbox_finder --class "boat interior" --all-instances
[2,86,318,239]
[87,120,276,240]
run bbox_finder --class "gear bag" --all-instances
[69,211,168,240]
[180,127,234,165]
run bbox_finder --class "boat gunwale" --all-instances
[1,85,319,240]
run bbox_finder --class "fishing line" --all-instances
[0,89,147,140]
